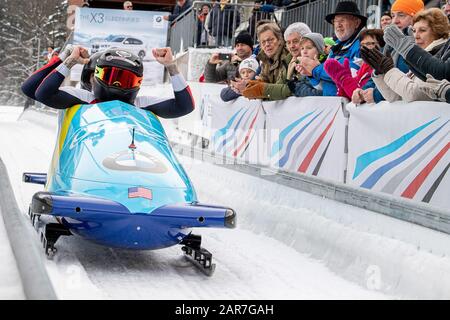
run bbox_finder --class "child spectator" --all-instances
[289,32,331,97]
[220,57,259,102]
[323,37,336,55]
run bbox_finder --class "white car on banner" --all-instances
[91,35,147,59]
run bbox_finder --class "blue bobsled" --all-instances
[24,101,235,273]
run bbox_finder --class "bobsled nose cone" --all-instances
[225,209,236,229]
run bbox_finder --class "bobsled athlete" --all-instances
[23,45,194,118]
[79,51,103,91]
[22,45,101,99]
[22,45,76,100]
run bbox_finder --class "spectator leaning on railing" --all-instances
[241,22,291,100]
[197,4,211,46]
[248,1,275,40]
[297,1,366,96]
[204,31,254,83]
[208,0,240,47]
[164,0,192,22]
[362,8,449,103]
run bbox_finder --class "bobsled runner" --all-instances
[24,101,236,276]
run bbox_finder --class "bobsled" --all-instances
[24,101,236,275]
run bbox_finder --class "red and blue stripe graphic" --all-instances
[213,107,261,157]
[271,109,339,175]
[353,118,449,203]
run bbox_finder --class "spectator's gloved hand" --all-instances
[242,80,266,99]
[361,47,394,75]
[383,24,416,58]
[58,44,74,61]
[324,58,352,83]
[324,58,360,99]
[420,74,450,102]
[287,79,297,93]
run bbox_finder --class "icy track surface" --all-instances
[4,105,449,299]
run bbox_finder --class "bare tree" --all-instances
[0,0,68,105]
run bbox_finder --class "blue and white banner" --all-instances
[264,97,347,182]
[210,96,265,164]
[347,101,450,209]
[72,7,169,85]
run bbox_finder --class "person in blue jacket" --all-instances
[297,1,366,96]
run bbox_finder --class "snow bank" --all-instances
[180,155,450,299]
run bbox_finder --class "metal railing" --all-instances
[169,1,278,55]
[168,0,383,54]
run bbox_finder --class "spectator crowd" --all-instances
[194,0,450,105]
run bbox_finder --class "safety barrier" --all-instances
[0,157,57,300]
[186,87,450,211]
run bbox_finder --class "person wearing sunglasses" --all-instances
[24,45,194,119]
[123,1,133,10]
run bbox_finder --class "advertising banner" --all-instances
[73,7,169,85]
[264,97,347,182]
[347,101,450,209]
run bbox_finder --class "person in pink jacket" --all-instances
[323,29,385,103]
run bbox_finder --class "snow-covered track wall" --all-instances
[0,157,56,300]
[172,142,450,236]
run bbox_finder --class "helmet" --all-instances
[93,48,143,104]
[80,51,103,91]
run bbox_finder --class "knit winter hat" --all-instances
[235,31,254,48]
[301,33,325,55]
[324,37,336,47]
[391,0,424,16]
[239,57,259,73]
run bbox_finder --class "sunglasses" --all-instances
[127,5,133,8]
[95,66,142,89]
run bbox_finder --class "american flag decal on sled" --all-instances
[128,187,153,200]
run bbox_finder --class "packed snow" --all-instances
[1,105,450,299]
